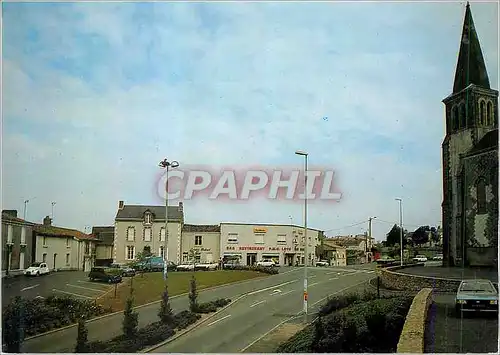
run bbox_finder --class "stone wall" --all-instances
[397,288,433,353]
[380,265,461,292]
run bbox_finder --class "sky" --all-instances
[2,1,498,241]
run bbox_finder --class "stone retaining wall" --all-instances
[397,288,433,353]
[380,265,462,292]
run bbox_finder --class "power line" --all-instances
[374,219,438,229]
[324,220,367,233]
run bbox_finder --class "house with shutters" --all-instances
[2,210,36,276]
[113,201,184,264]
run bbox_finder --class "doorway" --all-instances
[285,254,294,266]
[53,253,57,270]
[246,253,257,266]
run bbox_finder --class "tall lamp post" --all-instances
[51,202,56,224]
[159,159,179,281]
[368,217,376,262]
[395,198,404,266]
[295,150,308,323]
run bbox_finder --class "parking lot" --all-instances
[425,293,498,353]
[2,271,116,306]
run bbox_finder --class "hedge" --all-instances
[223,265,279,275]
[193,298,231,314]
[277,295,413,353]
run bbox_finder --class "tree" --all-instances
[122,297,138,338]
[386,224,407,247]
[411,226,430,246]
[3,297,25,353]
[158,285,175,325]
[189,275,198,312]
[75,317,88,353]
[430,227,440,244]
[312,316,325,352]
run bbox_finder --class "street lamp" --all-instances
[395,198,403,266]
[159,159,180,281]
[23,197,36,221]
[295,150,308,323]
[51,202,56,224]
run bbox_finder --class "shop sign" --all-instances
[201,248,211,252]
[253,227,268,233]
[226,246,237,251]
[239,246,265,251]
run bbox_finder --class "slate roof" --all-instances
[182,224,220,233]
[92,226,115,245]
[464,129,498,157]
[1,211,36,226]
[115,205,183,222]
[34,225,96,241]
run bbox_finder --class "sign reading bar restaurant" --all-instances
[253,227,268,233]
[239,246,265,251]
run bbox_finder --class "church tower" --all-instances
[441,3,498,267]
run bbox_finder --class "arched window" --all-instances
[479,100,486,125]
[452,105,459,131]
[486,101,493,125]
[476,178,487,215]
[459,103,466,128]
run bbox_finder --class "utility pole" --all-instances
[51,202,56,224]
[367,217,376,258]
[396,198,404,266]
[295,150,308,324]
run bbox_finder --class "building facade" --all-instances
[181,224,221,264]
[441,4,498,267]
[114,201,184,265]
[92,226,114,266]
[220,223,323,266]
[2,210,35,276]
[319,239,347,267]
[33,216,98,271]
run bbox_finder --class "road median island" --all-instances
[397,288,432,353]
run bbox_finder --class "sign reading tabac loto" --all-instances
[155,164,342,203]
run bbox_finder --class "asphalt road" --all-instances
[151,266,377,353]
[21,266,375,353]
[2,271,116,307]
[425,293,498,353]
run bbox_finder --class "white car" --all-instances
[413,255,428,262]
[176,263,195,271]
[315,260,329,267]
[195,262,218,271]
[24,262,50,276]
[256,260,276,267]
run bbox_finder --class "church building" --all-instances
[441,3,498,267]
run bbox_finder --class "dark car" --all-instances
[455,279,498,315]
[135,257,177,272]
[110,263,136,277]
[89,267,123,283]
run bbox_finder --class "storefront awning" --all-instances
[223,253,242,256]
[262,253,280,257]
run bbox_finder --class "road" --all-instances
[150,266,376,353]
[2,271,117,307]
[425,293,498,353]
[21,265,375,353]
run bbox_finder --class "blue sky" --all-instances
[2,1,498,240]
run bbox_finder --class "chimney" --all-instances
[2,210,18,218]
[118,201,124,210]
[43,216,52,226]
[178,202,183,213]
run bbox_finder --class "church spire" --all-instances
[452,2,491,93]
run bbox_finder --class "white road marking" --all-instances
[21,284,39,292]
[66,284,106,293]
[250,300,266,308]
[311,278,374,308]
[206,314,231,327]
[281,290,294,296]
[329,277,339,281]
[77,280,109,287]
[247,280,297,296]
[326,271,337,275]
[52,289,94,299]
[270,289,282,295]
[309,282,320,287]
[310,275,316,278]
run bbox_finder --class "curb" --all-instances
[142,294,247,353]
[23,271,274,341]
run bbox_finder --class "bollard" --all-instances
[114,283,118,298]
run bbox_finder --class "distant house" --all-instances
[329,234,375,263]
[320,239,347,266]
[92,226,115,266]
[34,216,98,272]
[2,210,36,276]
[181,224,221,264]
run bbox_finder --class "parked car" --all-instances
[433,254,444,261]
[134,257,177,272]
[177,263,195,271]
[110,263,136,277]
[315,260,329,267]
[24,262,50,276]
[413,255,428,262]
[223,259,241,269]
[256,260,276,267]
[455,279,498,315]
[194,262,218,271]
[89,267,123,283]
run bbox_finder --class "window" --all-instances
[277,234,287,245]
[487,101,493,125]
[66,253,70,265]
[43,236,47,247]
[254,233,264,244]
[127,227,135,241]
[480,100,486,125]
[227,233,238,244]
[85,242,90,254]
[459,103,466,128]
[66,237,70,248]
[183,252,189,262]
[126,246,135,260]
[159,246,164,259]
[195,235,202,246]
[21,227,26,244]
[477,178,487,214]
[144,227,152,242]
[7,225,13,244]
[160,227,166,242]
[145,213,151,224]
[42,253,47,263]
[451,106,458,131]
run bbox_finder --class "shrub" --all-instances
[122,297,138,338]
[189,276,198,312]
[75,317,88,353]
[2,297,25,353]
[192,298,232,314]
[158,285,175,325]
[174,310,201,330]
[213,298,231,308]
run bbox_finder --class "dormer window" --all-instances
[145,213,152,224]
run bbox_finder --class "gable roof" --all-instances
[34,225,96,241]
[92,226,115,244]
[115,205,183,222]
[2,211,36,226]
[182,224,220,233]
